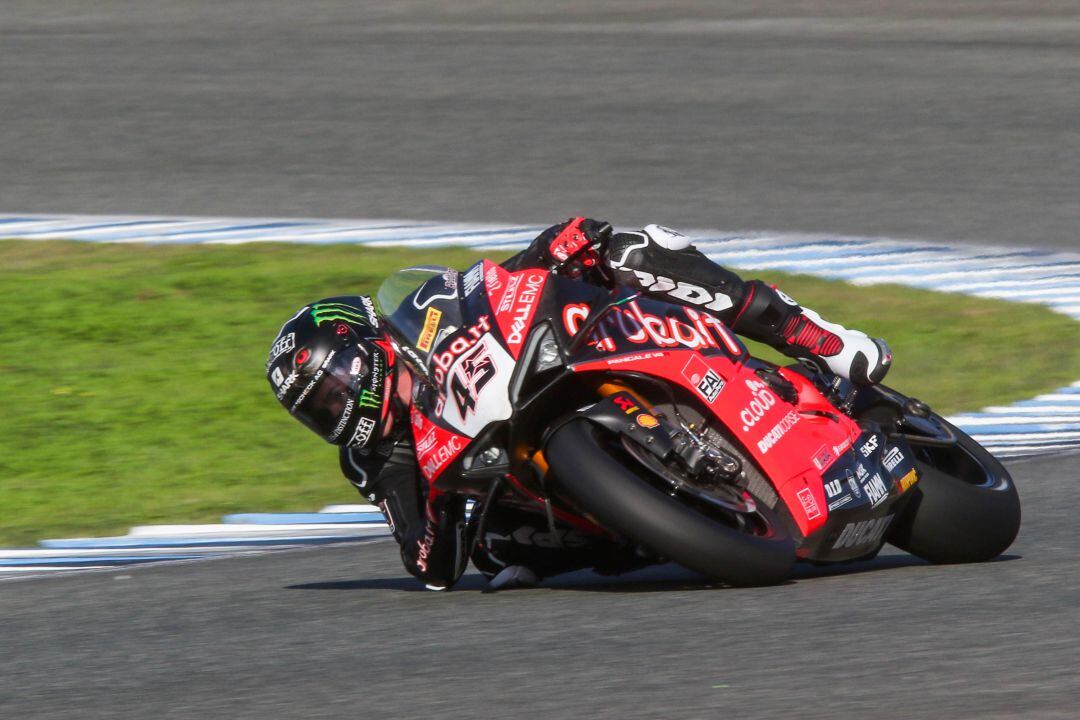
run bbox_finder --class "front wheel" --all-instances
[546,419,796,586]
[888,416,1021,563]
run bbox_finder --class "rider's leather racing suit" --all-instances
[340,218,893,590]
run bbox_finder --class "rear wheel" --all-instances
[546,419,796,586]
[887,416,1021,563]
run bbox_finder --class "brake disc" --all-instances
[619,435,757,516]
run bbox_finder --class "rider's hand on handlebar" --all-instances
[545,217,613,279]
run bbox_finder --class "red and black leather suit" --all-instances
[340,218,892,590]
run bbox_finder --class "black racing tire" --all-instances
[887,416,1021,563]
[546,419,796,586]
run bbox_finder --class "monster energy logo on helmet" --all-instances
[358,389,382,410]
[310,300,378,328]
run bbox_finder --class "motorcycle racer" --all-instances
[266,218,893,590]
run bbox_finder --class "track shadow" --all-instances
[516,552,1022,593]
[539,565,725,593]
[792,551,1020,581]
[285,567,712,594]
[540,553,931,593]
[287,574,490,592]
[286,553,1021,594]
[792,552,931,580]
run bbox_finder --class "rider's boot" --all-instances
[486,565,541,591]
[732,280,892,386]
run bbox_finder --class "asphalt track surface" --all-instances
[3,1,1080,250]
[2,3,1080,719]
[2,455,1077,720]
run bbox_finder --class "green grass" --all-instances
[1,240,1077,546]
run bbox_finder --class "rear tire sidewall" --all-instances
[887,417,1021,563]
[547,419,796,586]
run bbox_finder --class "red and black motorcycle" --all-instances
[376,260,1021,586]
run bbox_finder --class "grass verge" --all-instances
[1,240,1077,546]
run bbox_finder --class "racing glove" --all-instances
[503,217,613,276]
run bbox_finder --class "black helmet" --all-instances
[266,296,395,449]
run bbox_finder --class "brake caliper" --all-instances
[671,426,743,489]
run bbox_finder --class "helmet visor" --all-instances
[290,344,370,442]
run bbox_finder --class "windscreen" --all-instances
[375,265,456,343]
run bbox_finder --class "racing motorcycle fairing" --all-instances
[570,351,921,549]
[410,402,470,485]
[380,260,922,563]
[559,292,922,558]
[474,261,549,360]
